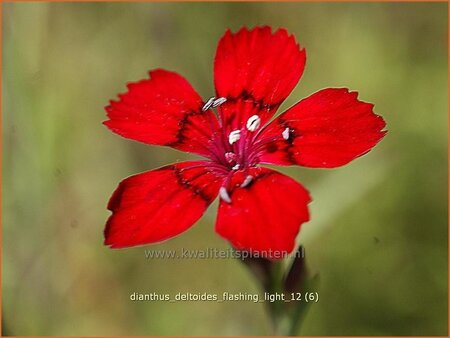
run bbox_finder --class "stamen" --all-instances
[240,175,253,188]
[228,130,241,145]
[282,127,290,140]
[225,152,237,163]
[202,97,216,111]
[212,97,227,107]
[219,187,231,203]
[246,115,261,132]
[232,164,240,170]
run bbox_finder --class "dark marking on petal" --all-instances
[278,118,299,164]
[166,109,204,148]
[266,143,278,153]
[225,112,236,127]
[228,171,275,195]
[226,90,283,113]
[173,166,212,203]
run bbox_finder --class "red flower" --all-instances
[103,26,386,257]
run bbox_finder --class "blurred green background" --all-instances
[2,2,448,336]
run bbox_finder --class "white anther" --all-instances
[282,127,290,140]
[212,97,227,107]
[240,175,253,188]
[246,115,261,132]
[228,130,241,145]
[232,164,240,170]
[202,97,216,111]
[225,152,237,163]
[219,187,232,204]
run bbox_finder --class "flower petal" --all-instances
[259,88,387,168]
[104,161,224,248]
[214,26,306,130]
[215,168,311,258]
[104,69,219,158]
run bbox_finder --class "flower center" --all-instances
[221,115,262,170]
[204,98,288,173]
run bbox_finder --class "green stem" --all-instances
[240,253,315,336]
[288,301,309,335]
[267,261,287,335]
[287,273,320,335]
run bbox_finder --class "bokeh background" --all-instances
[2,2,448,336]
